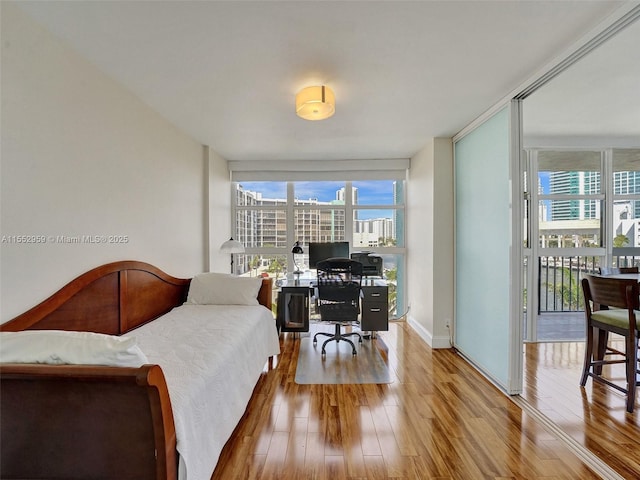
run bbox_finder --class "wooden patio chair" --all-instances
[580,274,640,412]
[598,266,639,275]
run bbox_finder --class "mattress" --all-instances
[134,304,280,480]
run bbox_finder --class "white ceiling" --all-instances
[12,0,639,161]
[524,12,640,146]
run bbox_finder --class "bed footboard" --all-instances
[0,261,275,480]
[0,363,177,480]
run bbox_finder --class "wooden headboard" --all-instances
[1,261,273,334]
[0,261,274,480]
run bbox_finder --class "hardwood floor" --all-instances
[211,322,604,479]
[522,339,640,479]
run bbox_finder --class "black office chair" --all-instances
[313,258,363,355]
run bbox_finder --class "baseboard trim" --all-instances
[406,316,451,349]
[430,334,451,349]
[407,315,430,345]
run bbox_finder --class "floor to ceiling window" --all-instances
[612,148,640,265]
[525,148,640,342]
[231,180,407,318]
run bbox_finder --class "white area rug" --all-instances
[295,336,392,384]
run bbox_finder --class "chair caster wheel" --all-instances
[352,350,357,355]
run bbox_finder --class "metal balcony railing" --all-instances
[538,255,640,313]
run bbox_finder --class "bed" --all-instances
[0,260,280,480]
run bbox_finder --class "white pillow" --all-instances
[186,272,262,306]
[0,330,149,367]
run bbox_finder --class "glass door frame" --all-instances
[525,148,617,342]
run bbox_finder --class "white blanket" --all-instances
[134,304,280,480]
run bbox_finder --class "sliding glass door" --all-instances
[454,102,523,394]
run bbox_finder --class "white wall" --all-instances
[206,147,234,273]
[0,4,206,322]
[406,138,454,348]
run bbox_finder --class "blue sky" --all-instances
[539,172,550,194]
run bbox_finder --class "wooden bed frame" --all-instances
[0,260,273,480]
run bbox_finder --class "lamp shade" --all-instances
[219,237,245,254]
[291,241,304,254]
[295,85,335,121]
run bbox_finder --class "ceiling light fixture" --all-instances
[295,85,335,121]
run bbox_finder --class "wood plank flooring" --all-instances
[522,339,640,479]
[211,322,604,479]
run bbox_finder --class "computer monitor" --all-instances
[308,242,349,269]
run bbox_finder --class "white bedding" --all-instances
[133,304,280,480]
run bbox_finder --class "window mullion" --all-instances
[604,149,613,261]
[286,182,296,272]
[345,181,353,247]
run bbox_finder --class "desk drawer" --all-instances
[361,286,387,302]
[361,303,387,331]
[361,285,388,331]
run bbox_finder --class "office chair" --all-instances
[313,258,363,355]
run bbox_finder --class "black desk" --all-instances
[276,279,389,334]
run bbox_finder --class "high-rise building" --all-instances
[353,217,395,247]
[548,171,600,220]
[614,170,640,218]
[548,168,640,247]
[235,184,396,255]
[336,186,358,205]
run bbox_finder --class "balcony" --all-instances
[536,254,639,341]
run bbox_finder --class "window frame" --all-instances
[231,179,407,318]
